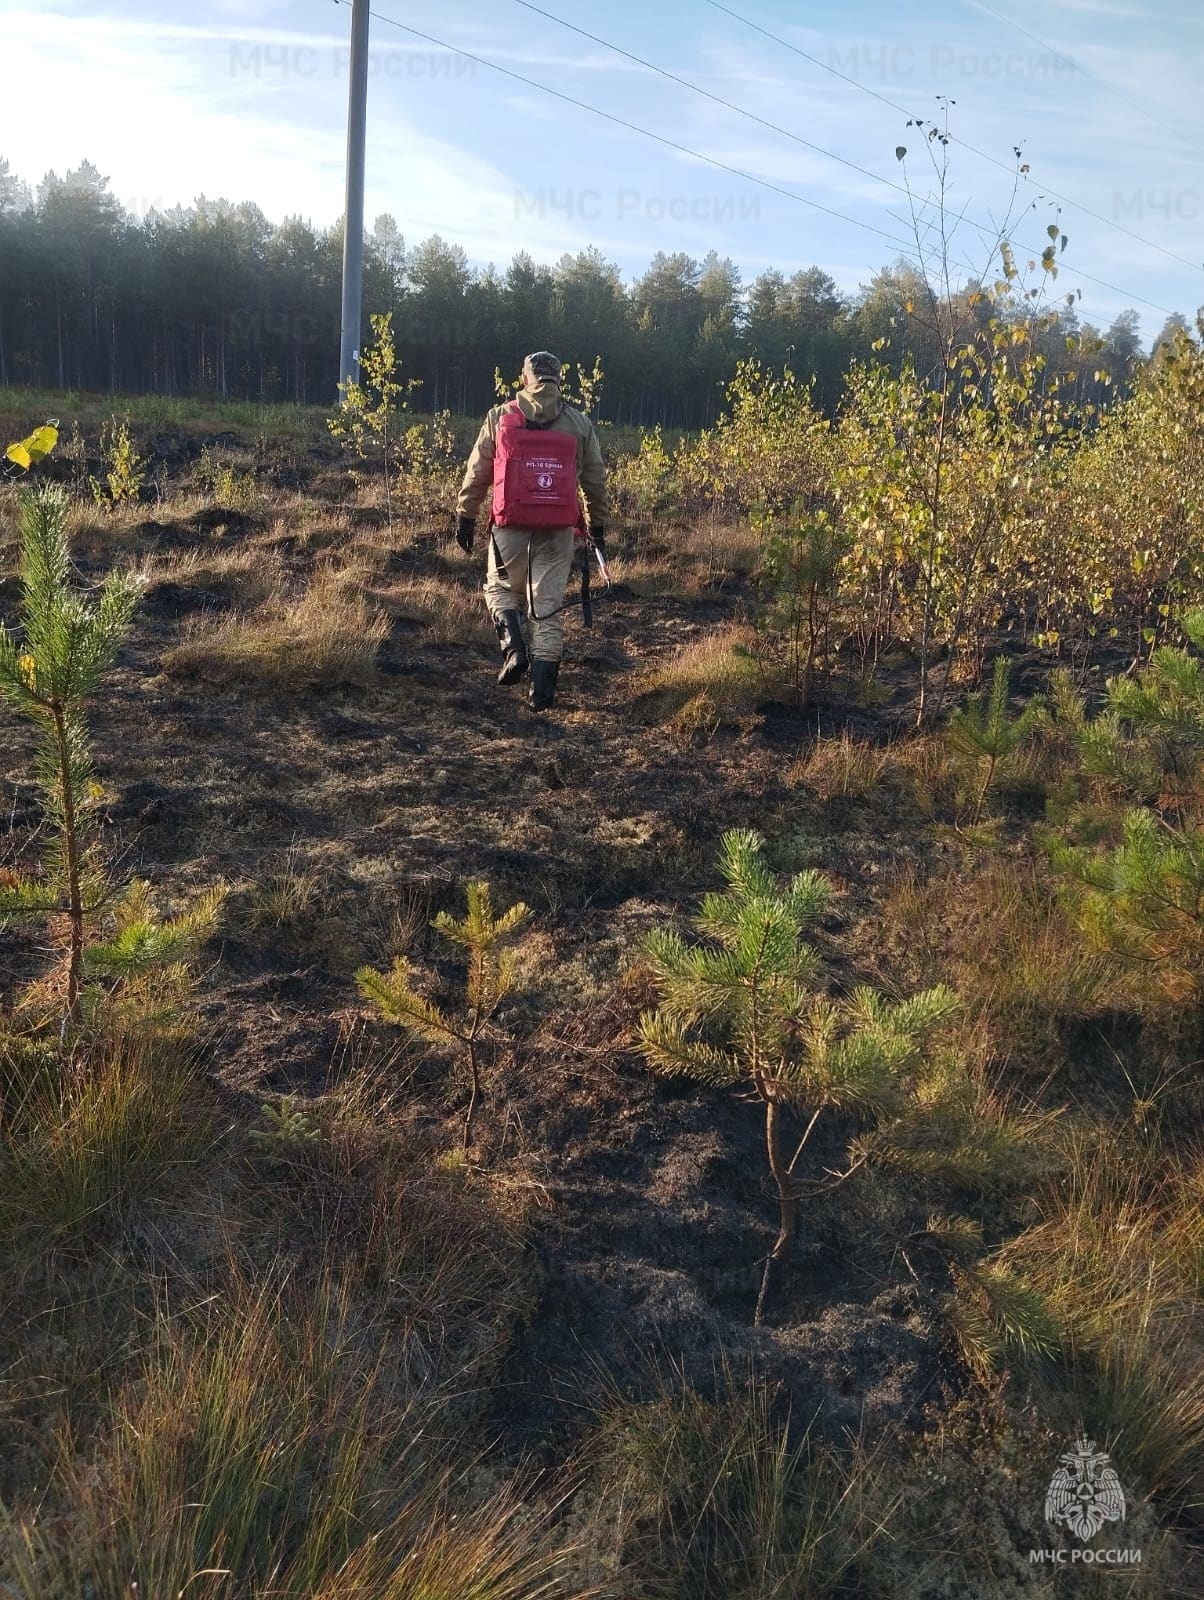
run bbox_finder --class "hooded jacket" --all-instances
[456,380,608,527]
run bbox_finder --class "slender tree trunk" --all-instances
[973,750,998,827]
[463,1036,481,1150]
[51,704,85,1033]
[755,1099,795,1326]
[916,370,952,726]
[933,502,1002,717]
[382,413,392,531]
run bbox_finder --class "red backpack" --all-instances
[491,400,580,528]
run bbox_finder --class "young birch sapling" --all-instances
[89,416,145,508]
[328,311,418,531]
[357,880,530,1149]
[637,829,957,1325]
[751,501,847,706]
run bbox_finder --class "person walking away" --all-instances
[454,351,608,712]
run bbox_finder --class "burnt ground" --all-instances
[0,450,1104,1478]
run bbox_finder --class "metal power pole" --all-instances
[338,0,371,390]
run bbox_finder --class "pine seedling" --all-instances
[946,656,1045,826]
[1051,808,1204,1007]
[1035,667,1097,826]
[0,489,222,1041]
[357,880,530,1149]
[1050,613,1204,1010]
[946,1259,1061,1382]
[1078,610,1204,812]
[0,484,142,1030]
[637,829,957,1325]
[249,1095,320,1161]
[871,1047,1062,1194]
[922,1211,984,1260]
[84,877,227,1042]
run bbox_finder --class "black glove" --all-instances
[454,514,475,553]
[588,524,607,558]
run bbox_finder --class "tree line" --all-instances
[0,157,1181,427]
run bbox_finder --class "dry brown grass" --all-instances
[144,543,286,607]
[0,1035,215,1256]
[889,729,965,819]
[630,624,763,721]
[617,550,699,600]
[881,859,1112,1059]
[952,1133,1204,1518]
[1,1262,585,1600]
[687,514,762,583]
[388,573,496,647]
[244,841,326,930]
[579,1367,896,1597]
[787,729,892,801]
[619,517,761,599]
[163,564,388,689]
[260,504,360,555]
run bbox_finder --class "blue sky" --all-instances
[3,0,1202,332]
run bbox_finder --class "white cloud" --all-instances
[0,0,1196,326]
[1043,0,1145,16]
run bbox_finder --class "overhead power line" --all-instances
[331,0,1178,317]
[329,0,919,257]
[506,0,1179,315]
[507,0,1051,290]
[705,0,1203,280]
[963,0,1198,153]
[509,0,915,207]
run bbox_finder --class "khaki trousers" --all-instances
[484,525,576,662]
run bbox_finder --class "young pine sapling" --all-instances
[637,829,957,1325]
[357,880,530,1149]
[0,485,223,1040]
[0,484,142,1030]
[946,656,1044,827]
[1048,611,1204,1013]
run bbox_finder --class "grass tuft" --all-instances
[0,1037,214,1256]
[578,1365,895,1598]
[631,625,763,720]
[164,566,388,690]
[787,729,892,800]
[1,1269,587,1600]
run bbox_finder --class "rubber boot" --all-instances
[529,658,560,712]
[494,610,529,686]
